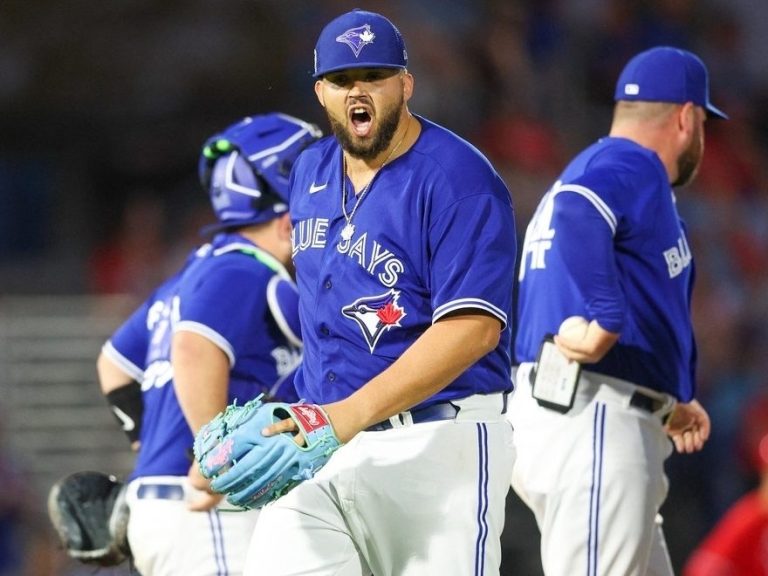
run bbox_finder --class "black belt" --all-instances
[629,391,666,414]
[366,402,459,432]
[136,483,185,501]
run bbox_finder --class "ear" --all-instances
[276,213,293,241]
[669,102,696,153]
[402,71,414,102]
[314,80,326,108]
[678,102,697,136]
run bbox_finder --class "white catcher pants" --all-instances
[126,475,260,576]
[508,364,676,576]
[244,392,514,576]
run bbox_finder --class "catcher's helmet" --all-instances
[198,113,322,234]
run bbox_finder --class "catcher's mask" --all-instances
[47,470,130,567]
[198,112,322,235]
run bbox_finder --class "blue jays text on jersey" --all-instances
[290,115,518,408]
[515,136,697,401]
[293,220,404,287]
[101,233,301,479]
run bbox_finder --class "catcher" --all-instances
[85,112,320,576]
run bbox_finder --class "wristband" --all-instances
[105,382,143,444]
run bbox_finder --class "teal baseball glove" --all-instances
[194,397,342,509]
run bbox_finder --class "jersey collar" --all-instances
[211,233,292,280]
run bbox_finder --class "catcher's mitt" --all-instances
[194,397,342,509]
[47,470,130,567]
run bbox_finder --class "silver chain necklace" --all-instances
[340,117,411,241]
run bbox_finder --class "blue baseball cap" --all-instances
[313,9,407,78]
[614,46,728,119]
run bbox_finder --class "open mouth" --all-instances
[349,106,373,137]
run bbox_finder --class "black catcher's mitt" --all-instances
[47,470,131,566]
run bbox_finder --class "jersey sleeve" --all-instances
[174,260,269,366]
[103,299,151,379]
[429,187,516,328]
[551,182,626,333]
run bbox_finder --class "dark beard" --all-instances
[328,101,402,161]
[672,125,703,187]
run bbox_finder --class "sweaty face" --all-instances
[320,69,406,160]
[673,110,705,187]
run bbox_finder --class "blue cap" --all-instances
[313,9,407,78]
[614,46,727,119]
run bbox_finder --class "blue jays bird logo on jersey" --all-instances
[336,25,376,58]
[342,289,406,352]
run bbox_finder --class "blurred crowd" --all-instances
[1,0,767,572]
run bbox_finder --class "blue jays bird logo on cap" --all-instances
[336,24,376,58]
[313,10,407,78]
[342,289,406,353]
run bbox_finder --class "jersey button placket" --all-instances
[319,278,332,335]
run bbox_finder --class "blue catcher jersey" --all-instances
[515,136,697,401]
[102,233,301,479]
[290,115,517,408]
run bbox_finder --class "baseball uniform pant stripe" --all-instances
[474,422,490,576]
[587,403,607,576]
[207,509,228,575]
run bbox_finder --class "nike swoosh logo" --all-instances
[309,182,328,194]
[111,405,136,432]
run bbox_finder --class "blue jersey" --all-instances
[102,232,302,479]
[290,116,517,408]
[515,136,697,401]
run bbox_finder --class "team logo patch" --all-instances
[336,24,376,58]
[291,405,328,432]
[342,289,406,353]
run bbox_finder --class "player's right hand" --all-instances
[554,320,619,364]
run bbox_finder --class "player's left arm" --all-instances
[664,398,711,453]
